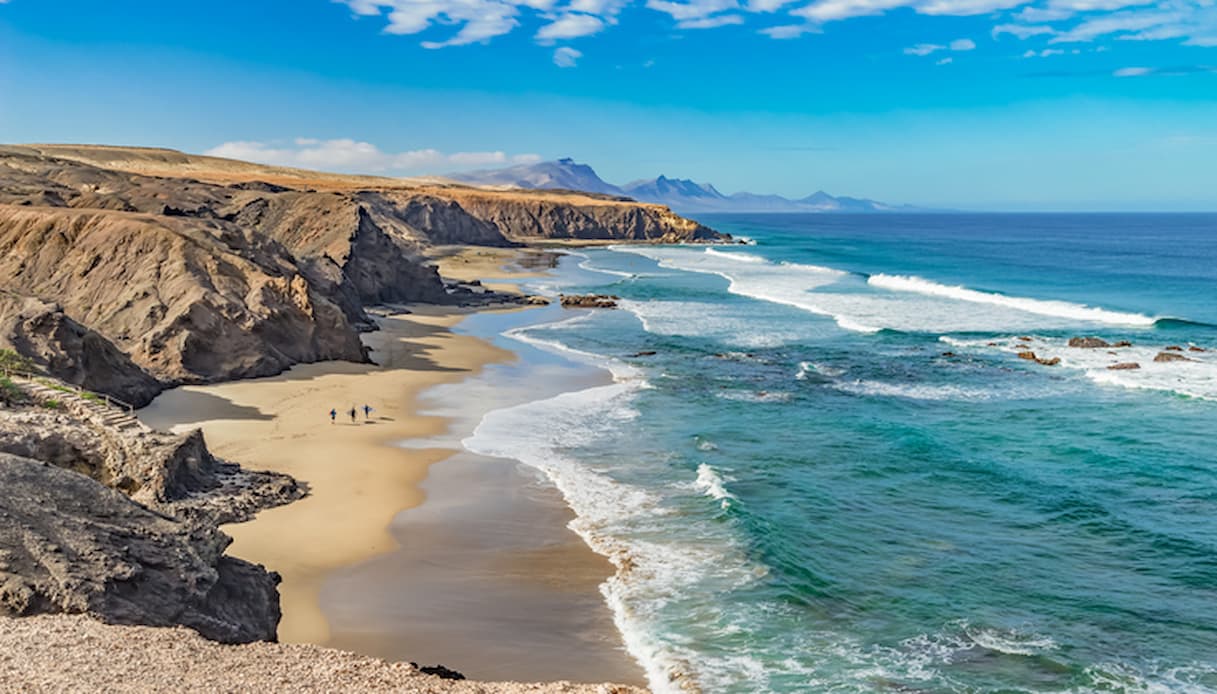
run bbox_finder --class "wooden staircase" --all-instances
[10,375,149,433]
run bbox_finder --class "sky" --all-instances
[1,0,1216,210]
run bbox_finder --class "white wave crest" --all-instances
[694,463,734,508]
[834,379,1000,401]
[870,274,1157,327]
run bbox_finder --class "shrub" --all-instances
[40,398,63,411]
[0,377,26,406]
[0,349,34,375]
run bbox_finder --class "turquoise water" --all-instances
[462,214,1217,693]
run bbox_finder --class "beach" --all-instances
[137,251,645,685]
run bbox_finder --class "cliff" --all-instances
[0,291,162,407]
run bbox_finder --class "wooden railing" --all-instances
[1,368,137,413]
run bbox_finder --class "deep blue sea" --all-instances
[463,214,1217,693]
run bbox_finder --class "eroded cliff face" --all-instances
[435,190,723,242]
[0,291,162,407]
[0,146,724,390]
[0,204,367,385]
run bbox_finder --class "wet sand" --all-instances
[137,249,645,686]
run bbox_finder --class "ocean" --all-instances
[456,214,1217,693]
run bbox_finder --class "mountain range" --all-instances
[451,158,914,214]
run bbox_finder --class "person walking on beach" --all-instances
[329,408,337,424]
[349,406,357,423]
[362,404,373,420]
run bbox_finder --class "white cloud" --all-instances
[204,139,541,173]
[1022,47,1065,56]
[536,13,606,40]
[553,45,583,66]
[936,56,954,64]
[993,23,1057,38]
[338,0,1217,51]
[679,13,746,26]
[758,22,820,37]
[1113,66,1153,76]
[904,37,976,55]
[905,42,945,55]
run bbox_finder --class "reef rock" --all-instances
[560,294,620,309]
[1107,362,1141,370]
[1068,337,1110,349]
[1154,352,1192,363]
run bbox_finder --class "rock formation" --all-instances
[1154,352,1192,363]
[0,145,723,390]
[560,294,620,309]
[1068,337,1110,348]
[0,291,162,407]
[0,453,281,643]
[1107,362,1141,370]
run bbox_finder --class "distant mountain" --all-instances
[452,159,915,213]
[451,157,626,197]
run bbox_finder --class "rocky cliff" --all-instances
[0,452,282,644]
[0,145,723,396]
[0,291,162,407]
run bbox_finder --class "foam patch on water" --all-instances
[618,299,814,348]
[944,336,1217,401]
[870,274,1157,327]
[833,379,1002,401]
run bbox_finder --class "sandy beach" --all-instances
[137,250,645,685]
[139,306,512,645]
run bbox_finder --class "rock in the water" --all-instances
[559,294,619,309]
[1165,345,1184,352]
[1018,351,1059,366]
[1113,340,1133,347]
[1189,345,1207,352]
[630,350,658,357]
[1108,362,1141,370]
[0,453,281,644]
[1068,337,1110,348]
[522,295,551,306]
[1154,352,1192,363]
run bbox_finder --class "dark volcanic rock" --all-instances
[0,291,162,407]
[560,294,619,309]
[1154,352,1192,363]
[0,453,280,644]
[1068,337,1110,348]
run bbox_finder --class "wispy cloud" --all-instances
[904,37,976,56]
[339,0,1217,56]
[553,45,583,67]
[204,138,540,173]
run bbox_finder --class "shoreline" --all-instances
[137,248,647,686]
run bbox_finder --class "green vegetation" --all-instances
[0,348,35,375]
[0,376,26,406]
[40,398,63,411]
[80,391,102,403]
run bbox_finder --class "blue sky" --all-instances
[1,0,1215,210]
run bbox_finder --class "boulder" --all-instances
[522,295,551,306]
[1189,345,1207,352]
[559,294,620,309]
[1107,362,1141,370]
[0,453,280,644]
[1068,337,1110,348]
[1154,352,1192,363]
[1165,345,1184,352]
[1113,340,1133,347]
